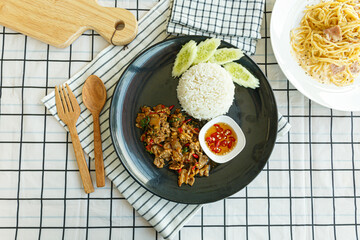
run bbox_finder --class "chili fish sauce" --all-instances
[205,122,237,155]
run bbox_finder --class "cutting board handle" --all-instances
[85,2,138,46]
[0,0,138,48]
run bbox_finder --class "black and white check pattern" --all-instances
[167,0,265,54]
[1,0,359,239]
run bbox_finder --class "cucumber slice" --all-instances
[224,62,260,89]
[193,38,221,64]
[172,40,198,77]
[209,48,244,65]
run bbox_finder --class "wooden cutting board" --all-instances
[0,0,138,48]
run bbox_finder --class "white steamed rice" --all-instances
[177,63,235,120]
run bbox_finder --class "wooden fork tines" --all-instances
[55,84,94,194]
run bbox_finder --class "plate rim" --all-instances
[109,35,278,204]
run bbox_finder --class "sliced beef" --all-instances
[198,154,209,169]
[149,114,160,130]
[159,149,172,160]
[189,141,201,152]
[186,176,195,186]
[170,138,182,152]
[172,151,183,162]
[151,145,163,157]
[198,165,210,177]
[178,169,188,186]
[153,157,164,168]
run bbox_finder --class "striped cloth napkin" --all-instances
[167,0,265,55]
[42,0,290,239]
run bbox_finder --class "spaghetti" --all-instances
[290,0,360,86]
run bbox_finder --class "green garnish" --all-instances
[140,116,150,128]
[169,117,180,123]
[182,147,189,153]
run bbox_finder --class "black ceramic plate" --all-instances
[109,36,278,204]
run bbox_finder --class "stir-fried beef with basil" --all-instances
[135,104,210,186]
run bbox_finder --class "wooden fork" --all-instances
[55,84,94,194]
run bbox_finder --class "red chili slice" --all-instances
[229,137,236,142]
[161,104,165,109]
[184,143,190,147]
[220,140,228,147]
[178,168,182,173]
[215,140,221,148]
[169,105,174,110]
[224,129,232,136]
[192,154,199,159]
[213,147,221,153]
[178,128,183,133]
[211,132,218,139]
[228,142,232,148]
[140,135,145,142]
[210,146,215,152]
[146,145,152,151]
[149,139,154,144]
[182,119,192,124]
[206,137,215,143]
[194,128,199,132]
[214,124,223,132]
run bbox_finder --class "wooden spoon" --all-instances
[82,75,107,187]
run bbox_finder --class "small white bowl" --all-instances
[199,115,246,164]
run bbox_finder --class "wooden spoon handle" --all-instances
[93,114,105,187]
[68,124,94,194]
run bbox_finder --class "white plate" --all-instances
[270,0,360,111]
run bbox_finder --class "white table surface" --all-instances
[0,0,359,239]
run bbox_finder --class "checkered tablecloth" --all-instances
[0,0,359,239]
